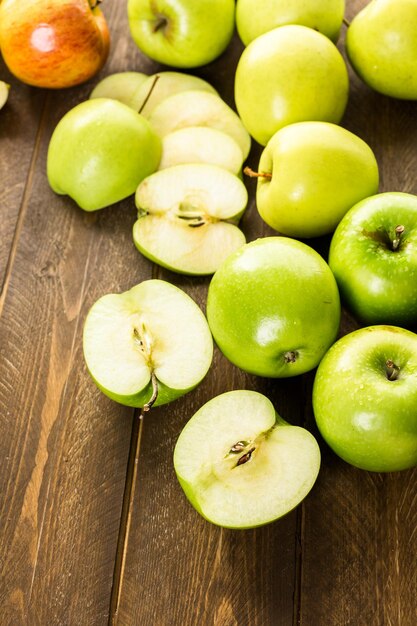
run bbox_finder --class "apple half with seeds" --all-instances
[83,279,213,408]
[148,90,251,160]
[174,390,321,529]
[133,164,248,275]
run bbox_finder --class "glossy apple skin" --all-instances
[207,237,341,377]
[47,98,161,211]
[236,0,345,46]
[127,0,235,68]
[313,326,417,472]
[0,0,110,89]
[256,122,379,238]
[329,193,417,326]
[234,25,349,146]
[346,0,417,99]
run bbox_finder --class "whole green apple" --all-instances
[127,0,235,68]
[206,237,341,377]
[236,0,345,46]
[346,0,417,99]
[47,98,161,211]
[313,325,417,472]
[252,121,379,238]
[234,25,349,145]
[329,192,417,326]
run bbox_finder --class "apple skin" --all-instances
[127,0,235,68]
[346,0,417,100]
[234,25,349,146]
[255,121,379,238]
[47,98,161,211]
[0,0,110,89]
[313,325,417,472]
[236,0,345,46]
[206,237,341,378]
[329,193,417,326]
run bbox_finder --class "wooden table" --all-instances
[1,2,416,624]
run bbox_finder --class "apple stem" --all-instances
[140,371,159,418]
[385,359,400,381]
[392,225,405,251]
[236,447,256,467]
[153,15,168,33]
[243,166,272,180]
[342,17,351,28]
[138,75,160,115]
[89,0,102,9]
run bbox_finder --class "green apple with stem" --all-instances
[313,325,417,472]
[247,121,379,238]
[0,81,10,109]
[90,71,148,109]
[207,237,341,377]
[83,279,213,408]
[127,0,235,68]
[47,98,161,211]
[346,0,417,99]
[133,164,248,275]
[236,0,345,46]
[329,192,417,326]
[235,25,349,146]
[174,390,321,529]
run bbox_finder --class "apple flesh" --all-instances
[90,71,148,110]
[329,192,417,326]
[83,279,213,408]
[313,325,417,472]
[253,121,379,238]
[0,0,110,89]
[127,0,235,68]
[174,390,321,529]
[207,237,341,377]
[47,98,161,211]
[0,81,10,109]
[346,0,417,99]
[133,164,248,275]
[236,0,345,45]
[235,25,349,145]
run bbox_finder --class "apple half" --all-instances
[90,71,148,109]
[0,81,9,109]
[83,279,213,408]
[148,90,251,160]
[133,164,248,275]
[174,390,321,529]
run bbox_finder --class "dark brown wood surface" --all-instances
[1,1,416,624]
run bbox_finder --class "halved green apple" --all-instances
[148,90,251,160]
[133,164,248,275]
[90,71,148,110]
[83,279,213,408]
[159,126,244,174]
[174,390,321,529]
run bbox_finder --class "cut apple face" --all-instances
[90,71,148,110]
[136,71,218,118]
[174,390,321,529]
[159,126,244,174]
[0,81,10,109]
[148,90,251,161]
[83,279,213,408]
[133,164,248,275]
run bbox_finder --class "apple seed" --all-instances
[236,447,256,467]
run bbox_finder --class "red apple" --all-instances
[0,0,110,89]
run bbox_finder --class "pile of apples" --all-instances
[3,0,417,529]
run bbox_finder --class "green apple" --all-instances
[174,390,321,528]
[159,127,244,174]
[236,0,345,46]
[206,237,341,377]
[127,0,235,68]
[133,164,247,275]
[329,192,417,326]
[133,71,218,118]
[346,0,417,99]
[0,81,10,109]
[234,25,349,145]
[90,71,148,110]
[313,325,417,472]
[148,90,251,160]
[47,98,161,211]
[83,279,213,408]
[251,121,379,238]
